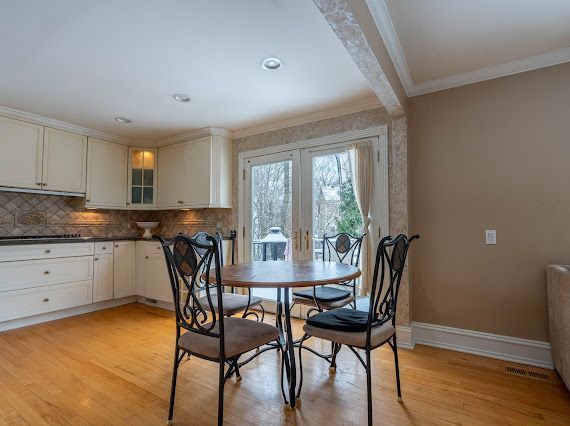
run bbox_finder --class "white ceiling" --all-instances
[369,0,570,96]
[0,0,374,139]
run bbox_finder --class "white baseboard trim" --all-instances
[395,325,414,349]
[412,322,553,369]
[0,296,138,332]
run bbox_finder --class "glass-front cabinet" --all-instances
[128,148,156,209]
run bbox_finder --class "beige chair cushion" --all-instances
[178,317,279,359]
[198,293,263,315]
[303,321,395,349]
[293,295,355,310]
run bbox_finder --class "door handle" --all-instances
[305,231,310,250]
[293,231,298,250]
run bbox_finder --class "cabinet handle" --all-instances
[45,249,51,254]
[86,199,91,202]
[43,298,50,302]
[145,256,149,259]
[35,182,42,186]
[43,270,50,275]
[305,230,310,250]
[94,257,98,261]
[114,245,119,248]
[101,246,106,250]
[126,202,130,206]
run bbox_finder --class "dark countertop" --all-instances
[0,237,144,246]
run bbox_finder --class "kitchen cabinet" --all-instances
[157,143,183,208]
[86,138,128,208]
[42,128,87,193]
[93,252,114,303]
[128,148,157,209]
[113,241,135,298]
[0,116,44,190]
[157,135,232,209]
[136,241,171,303]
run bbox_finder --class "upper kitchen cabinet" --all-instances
[86,138,128,209]
[128,148,157,209]
[157,135,232,209]
[157,143,183,209]
[42,128,87,194]
[0,116,44,190]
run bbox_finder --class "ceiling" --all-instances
[0,0,375,139]
[368,0,570,96]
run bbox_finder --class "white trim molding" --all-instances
[0,105,131,144]
[232,97,382,139]
[413,322,553,369]
[157,127,233,146]
[366,0,570,97]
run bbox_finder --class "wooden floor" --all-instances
[0,304,568,425]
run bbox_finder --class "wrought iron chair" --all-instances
[155,233,279,425]
[297,234,419,426]
[293,232,364,315]
[195,231,265,321]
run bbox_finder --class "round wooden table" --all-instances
[219,260,360,408]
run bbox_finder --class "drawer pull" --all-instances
[43,298,50,302]
[145,256,149,259]
[101,246,106,250]
[114,245,119,248]
[94,258,98,261]
[45,249,51,254]
[43,270,50,275]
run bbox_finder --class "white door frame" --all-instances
[238,126,389,265]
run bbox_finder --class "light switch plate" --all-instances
[485,229,496,245]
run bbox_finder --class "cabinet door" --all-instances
[93,253,114,302]
[142,253,172,303]
[157,143,183,208]
[86,138,127,208]
[128,148,156,209]
[0,116,44,190]
[113,241,135,298]
[182,137,211,207]
[42,128,87,193]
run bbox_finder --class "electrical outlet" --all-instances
[485,229,496,245]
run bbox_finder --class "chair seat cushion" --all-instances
[178,317,279,359]
[293,286,352,302]
[292,295,355,310]
[306,307,371,332]
[304,320,395,349]
[197,293,263,315]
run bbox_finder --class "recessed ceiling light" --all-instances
[172,93,191,102]
[261,57,282,70]
[114,117,131,124]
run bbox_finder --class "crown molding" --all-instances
[0,105,130,144]
[365,1,570,97]
[365,0,414,96]
[156,127,233,146]
[232,96,382,139]
[410,47,570,96]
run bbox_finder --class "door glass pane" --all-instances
[250,159,292,300]
[143,187,153,204]
[312,152,361,260]
[143,169,154,186]
[132,169,142,186]
[132,186,142,204]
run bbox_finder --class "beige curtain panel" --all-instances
[348,140,373,295]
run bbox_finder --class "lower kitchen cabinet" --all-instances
[136,241,172,303]
[93,253,114,303]
[113,241,136,298]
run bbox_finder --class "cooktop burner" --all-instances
[0,234,83,240]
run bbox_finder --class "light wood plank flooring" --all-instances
[0,303,568,425]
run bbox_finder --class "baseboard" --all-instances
[0,296,138,332]
[395,325,414,349]
[413,322,553,369]
[136,296,176,311]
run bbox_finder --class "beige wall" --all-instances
[409,62,570,341]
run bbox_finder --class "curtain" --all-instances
[348,141,373,295]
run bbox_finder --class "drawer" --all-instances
[0,256,93,292]
[95,241,113,255]
[0,280,93,322]
[136,241,163,255]
[0,243,94,262]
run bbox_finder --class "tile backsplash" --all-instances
[0,191,233,238]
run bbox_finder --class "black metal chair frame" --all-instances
[190,230,265,322]
[297,233,419,426]
[155,233,277,425]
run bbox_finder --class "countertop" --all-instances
[0,234,235,246]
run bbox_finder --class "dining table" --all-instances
[219,260,361,408]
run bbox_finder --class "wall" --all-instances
[409,61,570,341]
